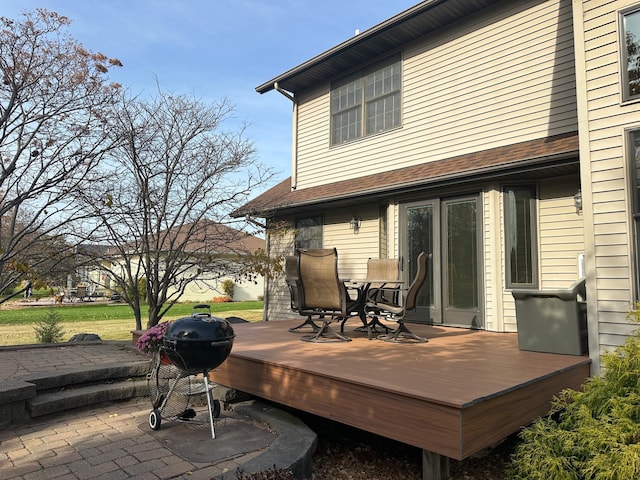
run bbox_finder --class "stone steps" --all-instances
[28,378,149,417]
[0,361,151,427]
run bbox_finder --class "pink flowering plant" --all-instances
[136,321,171,356]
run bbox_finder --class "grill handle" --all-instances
[192,303,212,317]
[164,339,233,347]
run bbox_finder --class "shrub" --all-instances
[114,277,147,303]
[34,309,65,343]
[222,279,235,298]
[508,306,640,479]
[235,466,295,479]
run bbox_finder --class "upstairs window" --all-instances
[295,216,322,250]
[331,56,401,145]
[504,185,538,288]
[621,7,640,101]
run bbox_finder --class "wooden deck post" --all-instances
[422,450,450,480]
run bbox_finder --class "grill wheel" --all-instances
[149,409,161,430]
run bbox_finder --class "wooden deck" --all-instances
[210,319,591,461]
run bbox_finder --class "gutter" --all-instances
[274,82,298,191]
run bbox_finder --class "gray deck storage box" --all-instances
[511,278,587,355]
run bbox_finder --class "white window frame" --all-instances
[628,130,640,301]
[620,6,640,102]
[330,55,402,146]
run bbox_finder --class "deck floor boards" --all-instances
[211,318,591,460]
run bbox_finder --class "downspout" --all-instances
[264,83,297,322]
[263,218,271,322]
[274,82,298,191]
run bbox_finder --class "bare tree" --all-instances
[75,88,273,329]
[0,9,121,299]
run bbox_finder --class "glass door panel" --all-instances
[401,202,437,323]
[442,196,482,327]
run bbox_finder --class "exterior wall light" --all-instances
[349,216,361,232]
[573,189,582,214]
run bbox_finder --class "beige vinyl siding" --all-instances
[483,186,503,332]
[323,206,381,280]
[293,0,577,190]
[389,202,400,261]
[402,1,576,146]
[574,0,640,370]
[538,176,585,288]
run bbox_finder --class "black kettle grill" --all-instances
[147,304,235,439]
[163,307,235,375]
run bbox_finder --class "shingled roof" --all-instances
[235,131,579,218]
[108,220,264,255]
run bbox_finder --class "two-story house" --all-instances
[237,0,640,375]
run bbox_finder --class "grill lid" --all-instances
[165,314,235,342]
[163,309,236,373]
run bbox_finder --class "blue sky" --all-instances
[3,1,418,193]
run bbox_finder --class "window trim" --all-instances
[627,129,640,301]
[503,184,539,289]
[330,55,402,146]
[620,6,640,103]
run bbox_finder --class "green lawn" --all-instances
[0,301,263,346]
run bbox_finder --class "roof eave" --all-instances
[255,0,446,95]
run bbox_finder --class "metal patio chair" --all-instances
[284,255,321,334]
[75,286,92,302]
[296,248,365,342]
[353,257,401,335]
[364,252,431,343]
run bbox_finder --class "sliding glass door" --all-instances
[400,194,483,328]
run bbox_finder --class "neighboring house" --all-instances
[85,221,265,302]
[236,0,640,374]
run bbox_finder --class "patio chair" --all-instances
[353,258,401,335]
[364,252,431,343]
[75,286,91,302]
[284,255,321,333]
[296,248,365,342]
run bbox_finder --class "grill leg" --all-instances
[203,373,216,439]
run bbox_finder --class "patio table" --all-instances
[346,279,405,336]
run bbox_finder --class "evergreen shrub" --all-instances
[33,309,65,343]
[508,306,640,479]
